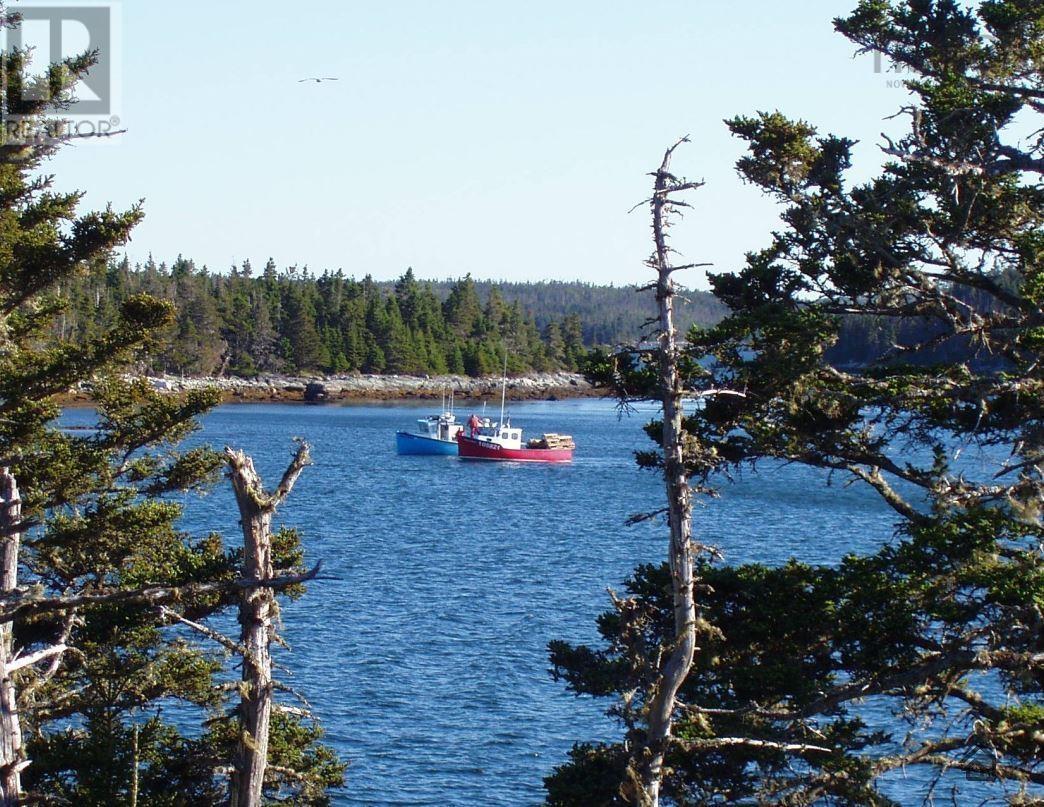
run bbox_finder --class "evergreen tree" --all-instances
[0,12,342,801]
[284,286,324,371]
[447,343,466,375]
[425,332,449,375]
[543,322,567,367]
[382,297,416,374]
[443,274,482,338]
[362,331,386,373]
[483,286,507,336]
[394,266,420,326]
[342,312,366,372]
[561,314,585,370]
[248,287,278,373]
[55,263,604,378]
[218,266,257,375]
[555,1,1044,803]
[165,257,226,375]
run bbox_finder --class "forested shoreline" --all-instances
[58,255,1006,382]
[55,258,727,379]
[57,370,595,405]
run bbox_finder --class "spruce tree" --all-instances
[0,8,342,801]
[55,259,602,378]
[443,274,483,338]
[552,1,1043,803]
[284,286,324,371]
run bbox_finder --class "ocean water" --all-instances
[59,400,1029,805]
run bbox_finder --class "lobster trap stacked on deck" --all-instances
[527,433,576,450]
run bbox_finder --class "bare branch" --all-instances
[271,440,312,508]
[680,737,834,755]
[7,645,68,674]
[157,606,247,659]
[0,563,323,624]
[628,136,710,807]
[846,465,929,524]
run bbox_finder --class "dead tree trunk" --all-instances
[0,470,22,806]
[226,443,311,807]
[630,139,708,807]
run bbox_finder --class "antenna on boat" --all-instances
[499,351,508,428]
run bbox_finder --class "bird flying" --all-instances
[298,77,339,83]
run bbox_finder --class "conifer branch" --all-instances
[0,563,323,624]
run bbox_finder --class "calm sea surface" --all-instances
[60,400,1021,805]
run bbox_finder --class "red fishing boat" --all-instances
[457,362,576,462]
[457,417,575,463]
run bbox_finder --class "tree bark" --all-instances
[0,469,22,806]
[630,140,704,807]
[226,443,311,807]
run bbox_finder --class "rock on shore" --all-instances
[139,372,595,403]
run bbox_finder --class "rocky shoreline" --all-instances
[64,372,597,405]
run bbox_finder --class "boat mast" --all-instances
[499,352,508,427]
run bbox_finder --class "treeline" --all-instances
[829,276,1014,368]
[409,278,728,346]
[65,250,994,378]
[57,259,593,377]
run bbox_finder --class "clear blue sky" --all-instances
[45,0,907,287]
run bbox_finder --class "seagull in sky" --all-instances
[298,77,339,83]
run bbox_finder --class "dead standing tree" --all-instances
[0,456,320,805]
[0,469,70,806]
[0,469,22,806]
[225,441,312,807]
[628,138,712,807]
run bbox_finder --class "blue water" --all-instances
[58,400,1029,805]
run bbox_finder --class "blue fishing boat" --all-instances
[396,390,464,456]
[396,412,462,455]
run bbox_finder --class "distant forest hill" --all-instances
[403,278,728,346]
[55,257,727,378]
[827,272,1018,369]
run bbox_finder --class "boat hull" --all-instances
[457,434,573,463]
[396,431,459,456]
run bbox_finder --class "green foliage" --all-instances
[205,711,347,805]
[0,12,343,802]
[545,743,629,807]
[54,262,645,377]
[27,717,225,805]
[557,1,1043,803]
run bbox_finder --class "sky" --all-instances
[40,0,912,288]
